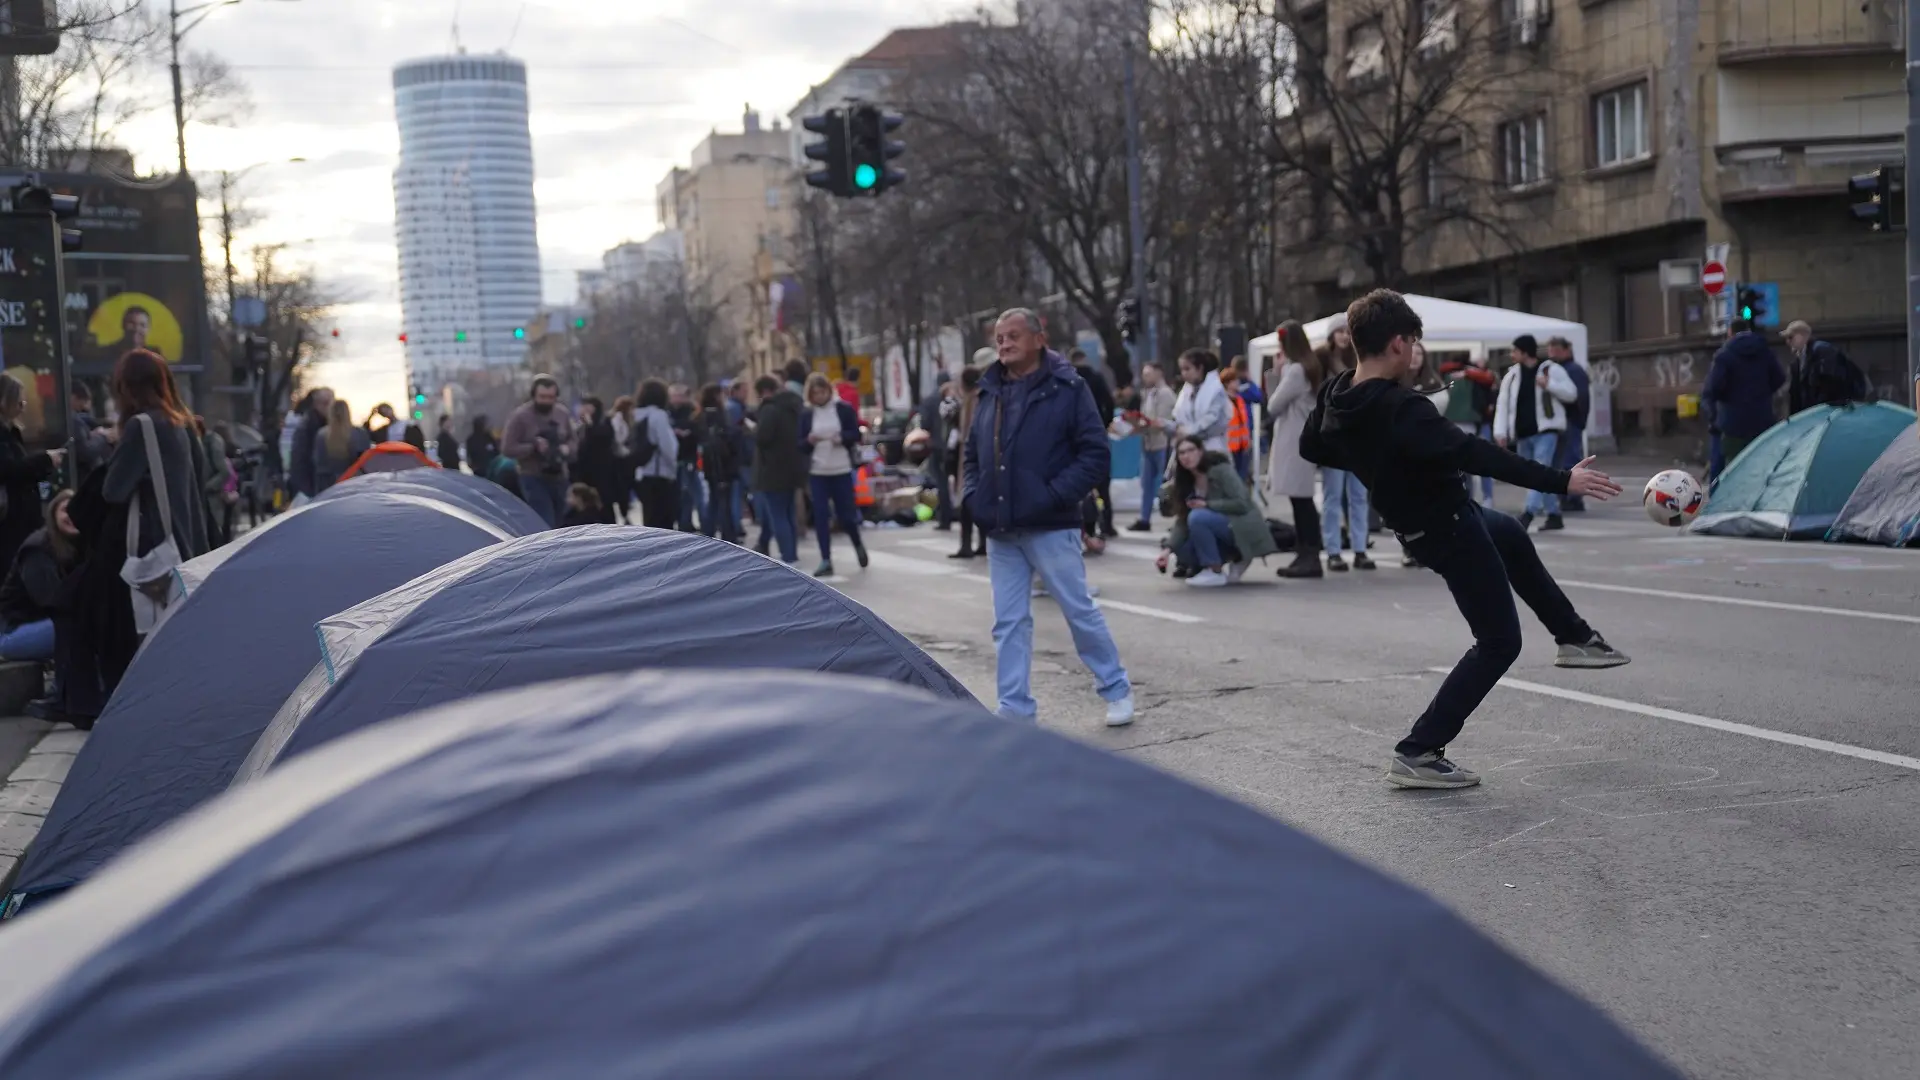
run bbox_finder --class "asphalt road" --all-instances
[826,463,1920,1080]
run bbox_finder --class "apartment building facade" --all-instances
[1288,0,1907,453]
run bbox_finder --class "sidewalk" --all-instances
[0,723,87,890]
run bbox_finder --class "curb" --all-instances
[0,726,88,889]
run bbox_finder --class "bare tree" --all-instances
[218,244,340,433]
[566,258,728,397]
[1228,0,1553,291]
[2,1,249,171]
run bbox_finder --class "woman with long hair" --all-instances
[573,396,619,524]
[313,398,371,492]
[1266,322,1329,579]
[0,372,63,578]
[799,372,867,578]
[630,379,682,528]
[1156,435,1278,588]
[0,489,80,662]
[1313,323,1376,574]
[607,395,637,522]
[1171,348,1232,454]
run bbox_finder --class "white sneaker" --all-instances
[1226,559,1252,584]
[1186,569,1228,588]
[1105,695,1136,727]
[1088,582,1101,598]
[1031,576,1047,598]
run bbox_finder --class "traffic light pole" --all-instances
[1907,0,1920,400]
[1122,29,1153,379]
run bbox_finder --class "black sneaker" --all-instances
[1352,552,1377,571]
[1515,512,1534,531]
[1388,751,1481,789]
[1326,554,1350,572]
[1556,634,1631,669]
[854,541,870,569]
[948,548,977,560]
[1541,514,1566,531]
[1127,521,1153,533]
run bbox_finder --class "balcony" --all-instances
[1715,138,1902,202]
[1718,0,1901,65]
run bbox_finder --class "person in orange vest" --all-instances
[1220,367,1254,482]
[854,465,875,508]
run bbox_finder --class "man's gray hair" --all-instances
[996,307,1043,334]
[1546,335,1572,350]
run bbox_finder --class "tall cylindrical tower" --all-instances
[392,53,543,376]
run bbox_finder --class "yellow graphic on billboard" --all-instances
[87,292,184,363]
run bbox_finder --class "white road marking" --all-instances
[1557,579,1920,626]
[1446,670,1920,773]
[1096,598,1204,625]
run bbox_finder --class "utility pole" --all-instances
[1908,0,1920,402]
[1121,15,1152,381]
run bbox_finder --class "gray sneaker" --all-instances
[1388,751,1481,789]
[1556,635,1631,669]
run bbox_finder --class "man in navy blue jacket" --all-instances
[964,308,1134,727]
[1702,319,1786,468]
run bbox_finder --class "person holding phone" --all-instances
[1155,435,1276,587]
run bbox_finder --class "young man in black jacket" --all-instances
[1302,290,1630,790]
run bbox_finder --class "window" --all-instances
[1498,113,1548,187]
[1593,81,1649,167]
[1418,1,1458,58]
[1423,139,1465,208]
[1619,267,1665,341]
[1344,22,1385,84]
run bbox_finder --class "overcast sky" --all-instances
[113,0,972,410]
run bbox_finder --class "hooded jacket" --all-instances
[1703,331,1786,439]
[1302,370,1569,536]
[1493,358,1578,442]
[963,349,1109,534]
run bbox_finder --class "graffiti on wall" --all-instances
[1651,352,1700,390]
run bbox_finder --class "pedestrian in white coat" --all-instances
[1266,320,1327,579]
[1172,349,1232,454]
[1492,334,1578,531]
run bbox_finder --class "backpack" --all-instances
[1818,341,1872,403]
[1265,517,1298,553]
[700,414,736,477]
[631,412,659,468]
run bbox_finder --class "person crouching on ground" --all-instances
[562,483,604,528]
[965,307,1134,727]
[1301,289,1629,790]
[1156,435,1277,588]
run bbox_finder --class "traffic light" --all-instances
[846,105,905,196]
[0,1,59,56]
[1736,286,1765,324]
[454,330,468,343]
[802,109,851,196]
[412,384,427,421]
[513,326,526,340]
[1117,298,1141,342]
[11,183,82,251]
[573,316,587,330]
[1848,166,1904,231]
[234,333,270,383]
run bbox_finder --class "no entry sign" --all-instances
[1701,261,1727,295]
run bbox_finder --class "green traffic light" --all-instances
[414,394,427,406]
[454,331,467,343]
[573,318,587,330]
[853,163,878,190]
[513,327,526,340]
[1741,306,1753,320]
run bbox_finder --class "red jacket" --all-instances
[835,381,861,408]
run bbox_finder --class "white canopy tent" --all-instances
[1246,294,1589,374]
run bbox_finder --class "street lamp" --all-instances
[170,0,302,176]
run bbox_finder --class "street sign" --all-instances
[232,295,267,328]
[1701,261,1727,295]
[0,211,72,456]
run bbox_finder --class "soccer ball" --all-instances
[1643,469,1705,527]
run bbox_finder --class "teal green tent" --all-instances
[1691,402,1917,540]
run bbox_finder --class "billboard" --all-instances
[50,174,204,378]
[0,213,70,452]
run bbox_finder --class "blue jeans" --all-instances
[1176,508,1237,569]
[676,462,706,531]
[0,619,54,662]
[1321,468,1370,554]
[755,490,799,563]
[1232,447,1252,483]
[521,473,568,528]
[1517,433,1562,516]
[1137,447,1168,525]
[809,473,864,561]
[730,478,747,536]
[987,528,1130,719]
[704,480,739,543]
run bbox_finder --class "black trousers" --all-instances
[1398,504,1594,756]
[634,476,678,529]
[956,503,976,552]
[1289,497,1322,553]
[1094,478,1115,534]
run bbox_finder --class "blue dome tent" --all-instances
[1691,402,1916,540]
[1,489,530,916]
[0,672,1679,1079]
[234,526,973,780]
[1827,422,1920,547]
[314,466,545,535]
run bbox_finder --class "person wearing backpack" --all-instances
[630,379,681,529]
[1703,319,1787,467]
[1784,320,1870,412]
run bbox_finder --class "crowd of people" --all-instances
[0,350,241,728]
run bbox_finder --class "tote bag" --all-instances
[119,415,185,634]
